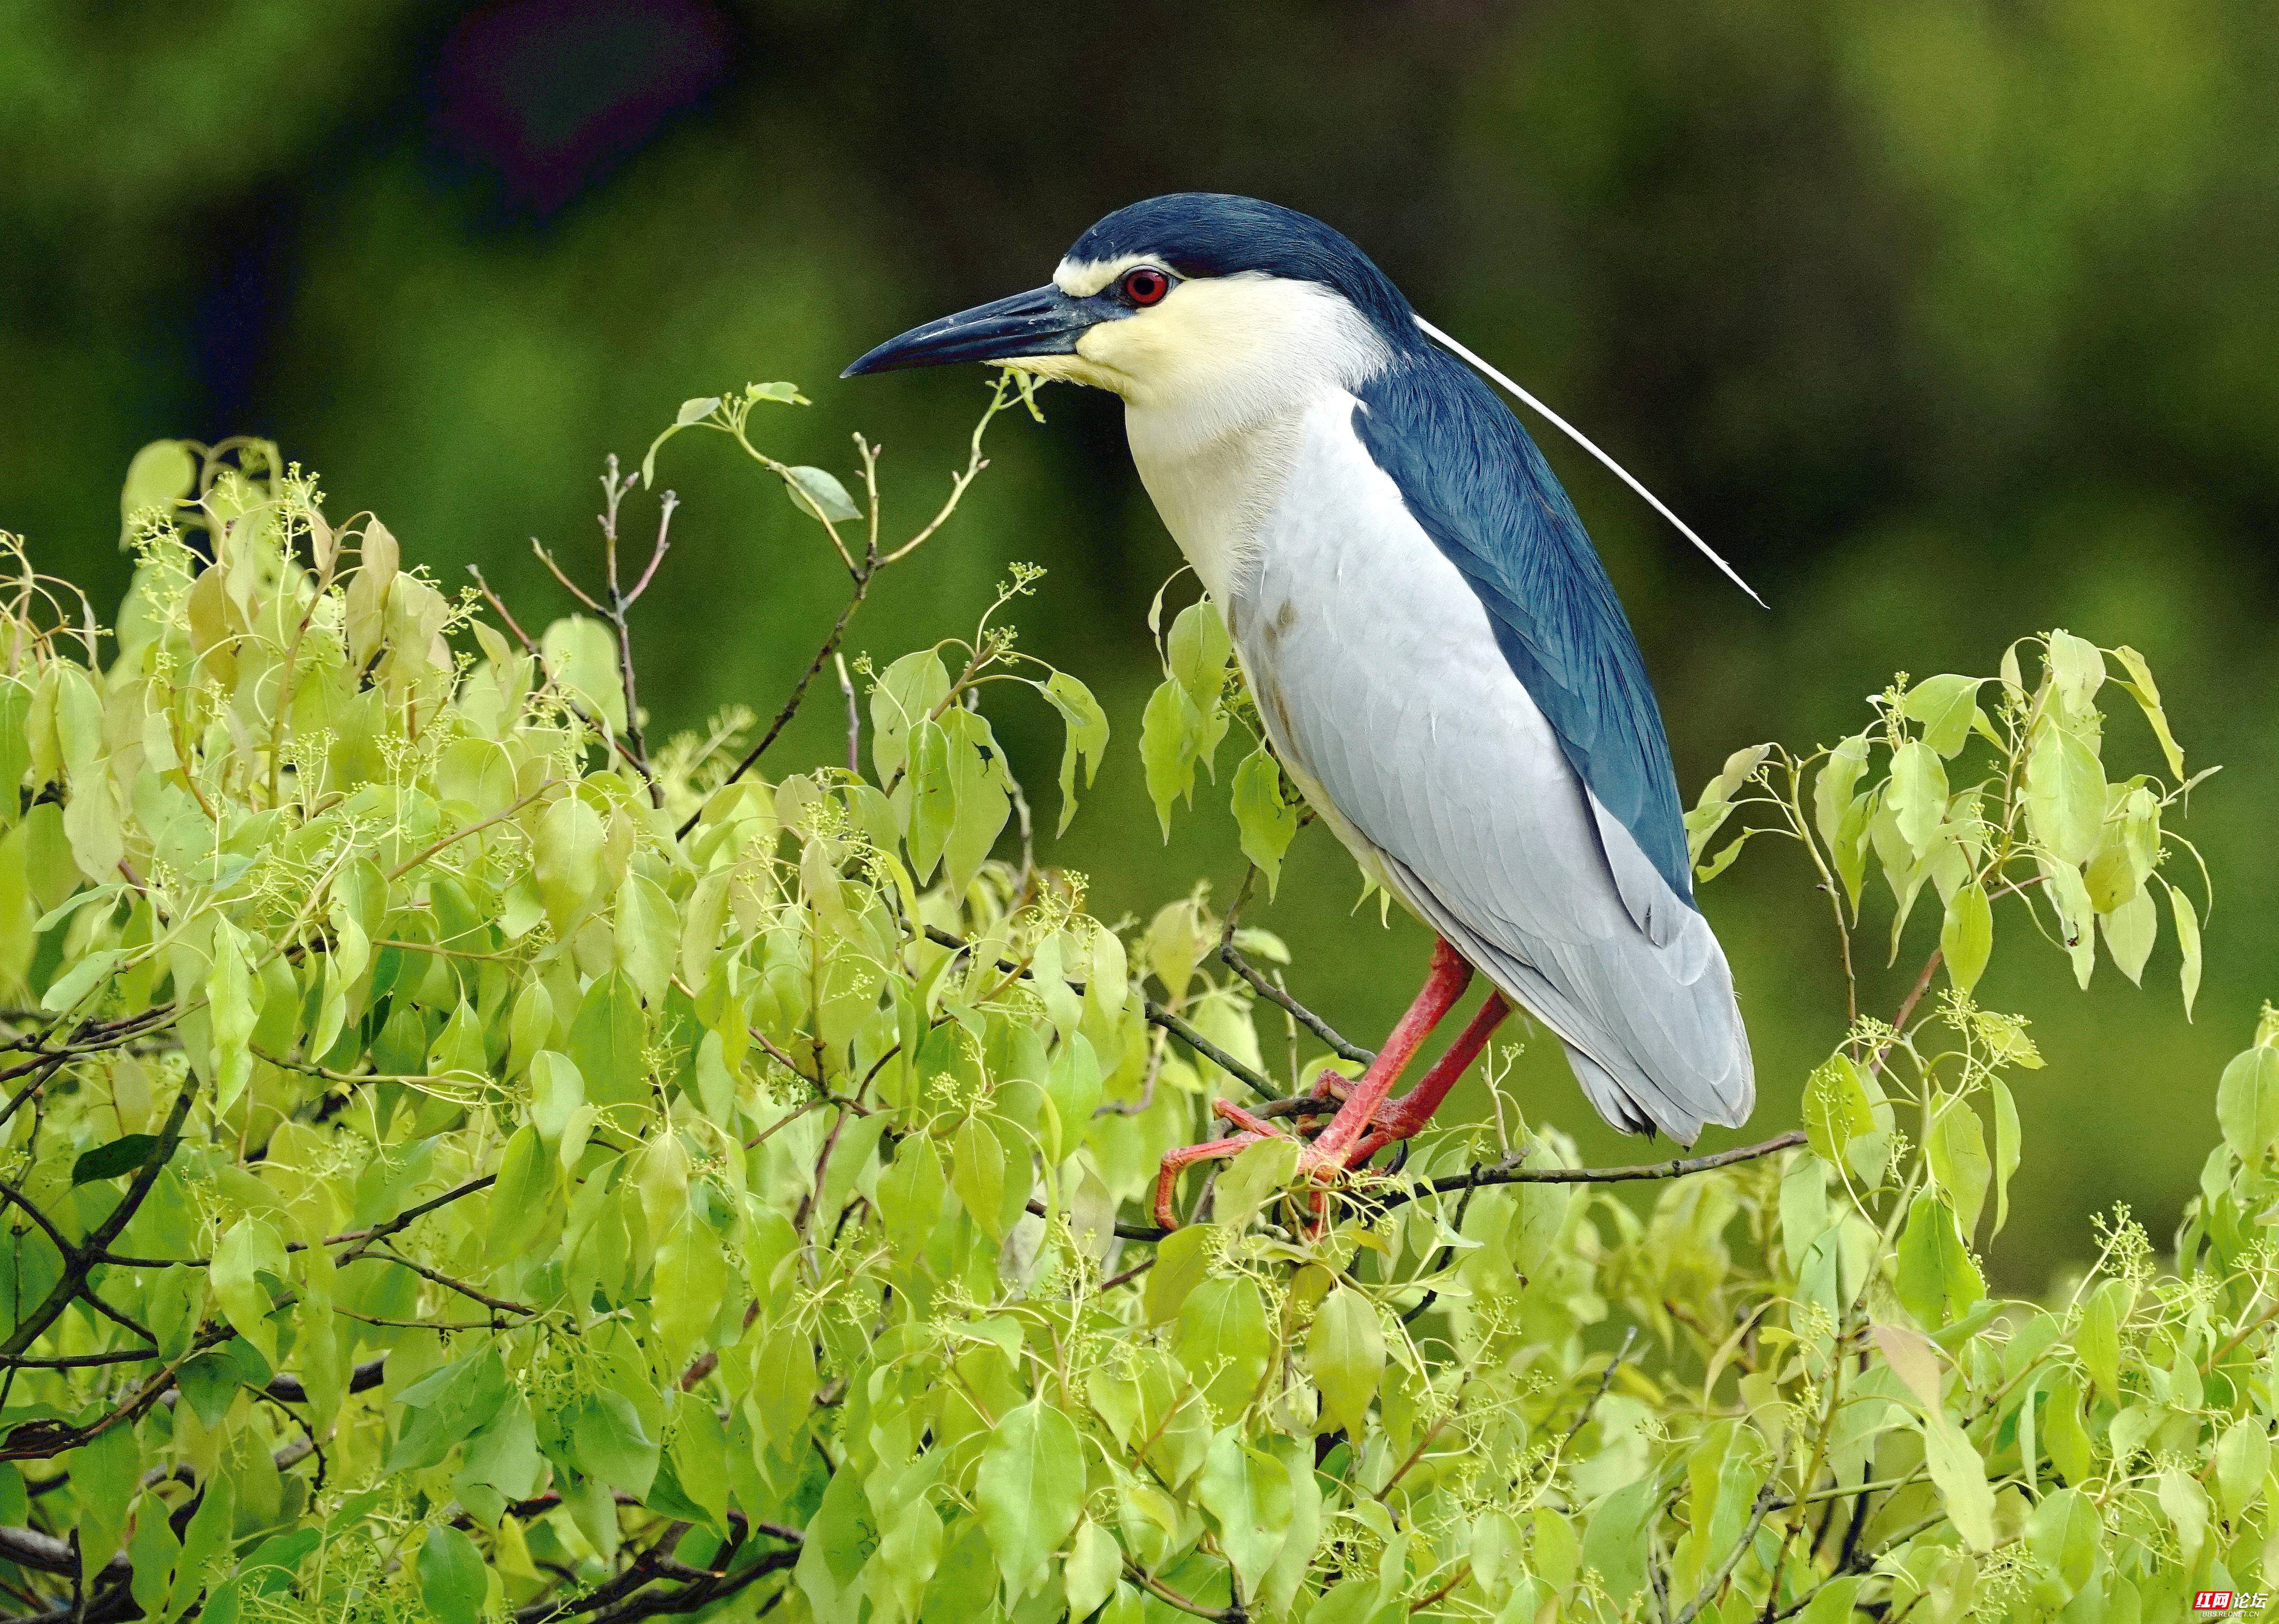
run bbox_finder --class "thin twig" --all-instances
[920,924,1278,1099]
[1216,872,1372,1065]
[469,565,658,790]
[1562,1326,1639,1447]
[1368,1131,1809,1216]
[682,584,871,837]
[1670,1472,1780,1624]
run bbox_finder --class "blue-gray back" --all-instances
[1352,349,1694,907]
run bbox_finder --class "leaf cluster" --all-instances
[0,385,2262,1624]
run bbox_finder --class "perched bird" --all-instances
[847,193,1753,1224]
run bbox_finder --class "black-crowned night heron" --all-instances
[848,193,1755,1225]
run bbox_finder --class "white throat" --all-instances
[1036,270,1391,602]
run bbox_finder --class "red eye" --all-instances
[1122,266,1170,306]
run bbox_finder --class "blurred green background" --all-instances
[4,0,2273,1284]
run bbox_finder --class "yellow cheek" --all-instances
[1003,351,1125,392]
[1075,319,1184,397]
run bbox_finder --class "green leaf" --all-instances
[390,1349,510,1472]
[1139,679,1192,838]
[2214,1417,2270,1519]
[869,650,952,782]
[529,1050,587,1147]
[41,947,121,1013]
[1802,1054,1874,1165]
[950,1118,1007,1240]
[2044,858,2098,988]
[2109,644,2185,778]
[1041,672,1110,836]
[652,1216,732,1369]
[1813,734,1871,850]
[2077,1279,2126,1399]
[2215,1028,2279,1164]
[1198,1430,1294,1599]
[1175,1276,1271,1423]
[487,1126,556,1263]
[1305,1285,1385,1437]
[462,1394,543,1501]
[1166,598,1232,703]
[613,871,677,1003]
[71,1133,165,1186]
[569,1389,659,1500]
[1989,1078,2021,1236]
[1799,1578,1864,1624]
[783,464,862,523]
[568,972,646,1107]
[1921,1413,1996,1551]
[1064,1519,1120,1623]
[1887,739,1947,856]
[974,1399,1084,1599]
[1580,1479,1656,1606]
[2164,878,2202,1018]
[1212,1134,1299,1229]
[209,1217,288,1365]
[417,1526,488,1624]
[540,616,628,734]
[2024,1486,2100,1601]
[1145,1223,1216,1324]
[121,439,198,527]
[207,918,257,1111]
[532,792,605,929]
[165,1475,232,1623]
[2046,629,2105,715]
[1894,1194,1982,1328]
[2099,884,2157,985]
[1926,1099,1991,1240]
[940,707,1011,897]
[2023,723,2105,866]
[904,719,955,879]
[1231,750,1299,896]
[1939,879,1992,993]
[68,1422,138,1582]
[1900,674,1984,758]
[129,1488,180,1615]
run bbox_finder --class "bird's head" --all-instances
[842,194,1419,414]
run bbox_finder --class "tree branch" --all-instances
[1367,1131,1809,1217]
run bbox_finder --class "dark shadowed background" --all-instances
[5,0,2274,1284]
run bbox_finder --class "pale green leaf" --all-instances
[783,464,862,523]
[2216,1032,2279,1164]
[1939,879,1992,994]
[1305,1285,1385,1437]
[1894,1194,1982,1328]
[1198,1430,1293,1599]
[1926,1099,1991,1239]
[975,1400,1084,1599]
[1230,748,1299,896]
[1921,1414,1996,1551]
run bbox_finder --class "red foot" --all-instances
[1148,941,1513,1229]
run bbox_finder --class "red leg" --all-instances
[1373,992,1511,1141]
[1154,1130,1265,1229]
[1211,1099,1284,1137]
[1150,939,1489,1228]
[1336,993,1510,1168]
[1304,939,1473,1164]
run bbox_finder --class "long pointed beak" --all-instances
[842,284,1098,377]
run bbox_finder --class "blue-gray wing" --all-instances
[1233,384,1752,1141]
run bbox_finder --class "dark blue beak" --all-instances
[842,285,1099,377]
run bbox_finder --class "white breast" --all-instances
[1169,392,1751,1141]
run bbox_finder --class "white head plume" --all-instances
[1415,314,1767,608]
